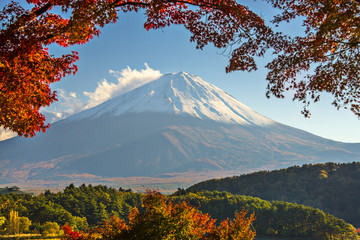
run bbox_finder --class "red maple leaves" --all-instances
[266,0,360,117]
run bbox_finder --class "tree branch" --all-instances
[112,1,149,7]
[0,3,53,40]
[112,0,228,11]
[32,3,53,17]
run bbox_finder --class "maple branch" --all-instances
[111,0,234,13]
[327,40,360,47]
[0,3,53,40]
[112,1,149,7]
[167,0,224,9]
[32,3,53,17]
[112,0,223,9]
[175,1,258,40]
[42,24,72,42]
[42,1,152,44]
[322,47,355,60]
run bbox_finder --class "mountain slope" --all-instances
[68,72,274,126]
[0,72,359,188]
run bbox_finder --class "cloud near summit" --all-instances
[43,64,163,123]
[83,64,162,110]
[0,64,163,141]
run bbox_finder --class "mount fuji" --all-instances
[69,72,274,126]
[1,72,359,189]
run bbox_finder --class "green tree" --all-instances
[69,216,89,232]
[0,216,6,231]
[0,200,8,232]
[19,216,31,233]
[8,210,19,235]
[42,221,61,236]
[0,216,5,225]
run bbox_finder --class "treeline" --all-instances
[63,190,256,240]
[0,184,142,234]
[0,184,358,239]
[187,162,360,227]
[172,191,357,239]
[43,184,142,226]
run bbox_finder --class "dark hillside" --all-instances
[187,162,360,227]
[172,191,357,239]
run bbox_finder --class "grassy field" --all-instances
[0,234,60,239]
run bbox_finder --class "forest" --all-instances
[0,183,358,239]
[187,162,360,228]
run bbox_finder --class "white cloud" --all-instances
[41,64,163,123]
[1,65,163,139]
[69,92,77,98]
[83,63,162,109]
[0,87,82,140]
[0,127,17,141]
[1,64,162,140]
[41,88,83,123]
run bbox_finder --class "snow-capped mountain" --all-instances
[0,72,359,190]
[69,72,274,126]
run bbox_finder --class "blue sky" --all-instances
[1,1,360,142]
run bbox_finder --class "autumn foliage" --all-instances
[61,190,256,240]
[266,0,360,117]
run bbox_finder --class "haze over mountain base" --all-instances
[1,72,359,191]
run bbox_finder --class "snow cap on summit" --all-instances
[69,71,275,126]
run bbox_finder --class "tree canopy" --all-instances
[0,184,357,239]
[0,0,359,136]
[266,0,360,117]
